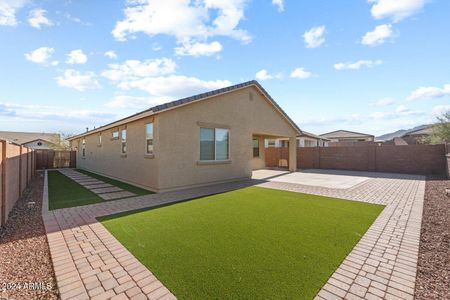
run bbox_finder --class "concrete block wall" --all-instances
[0,140,34,226]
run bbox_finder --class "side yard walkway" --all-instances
[42,170,425,300]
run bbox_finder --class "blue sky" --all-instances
[0,0,449,136]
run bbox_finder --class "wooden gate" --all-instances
[35,150,76,169]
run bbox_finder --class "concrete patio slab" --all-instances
[252,169,370,189]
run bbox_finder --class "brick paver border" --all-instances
[43,169,425,300]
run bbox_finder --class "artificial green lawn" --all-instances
[48,170,103,210]
[99,186,384,299]
[76,169,152,196]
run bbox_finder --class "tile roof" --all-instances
[0,131,57,145]
[68,80,301,140]
[319,130,374,139]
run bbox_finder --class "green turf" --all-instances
[76,169,153,196]
[48,170,103,210]
[99,186,384,299]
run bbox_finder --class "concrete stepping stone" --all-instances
[77,180,104,186]
[90,186,123,194]
[84,183,114,189]
[99,191,135,200]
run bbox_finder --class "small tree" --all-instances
[425,111,450,144]
[48,133,73,150]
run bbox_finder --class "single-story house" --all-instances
[265,131,330,147]
[319,130,374,142]
[401,126,433,144]
[67,81,301,193]
[0,131,57,149]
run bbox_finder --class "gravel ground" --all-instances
[415,176,450,300]
[0,172,58,300]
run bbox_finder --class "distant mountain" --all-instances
[376,124,428,141]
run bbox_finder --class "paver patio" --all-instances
[42,169,425,300]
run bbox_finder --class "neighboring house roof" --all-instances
[401,126,433,137]
[68,80,302,141]
[0,131,56,145]
[300,131,330,141]
[393,137,409,146]
[319,130,374,139]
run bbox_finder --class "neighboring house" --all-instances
[401,126,433,144]
[0,131,57,149]
[320,130,375,142]
[265,131,329,148]
[67,81,301,193]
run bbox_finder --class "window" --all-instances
[37,141,42,146]
[200,127,229,161]
[82,138,86,157]
[267,140,276,147]
[98,133,102,146]
[253,138,259,157]
[146,123,153,154]
[280,140,289,148]
[121,129,127,153]
[112,129,119,139]
[305,140,316,147]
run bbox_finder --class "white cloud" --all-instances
[255,69,282,81]
[369,0,428,22]
[272,0,284,12]
[119,75,231,99]
[66,49,88,64]
[0,0,27,26]
[361,24,394,46]
[303,25,326,48]
[106,95,170,109]
[407,83,450,101]
[0,102,115,124]
[175,41,222,56]
[102,58,177,82]
[372,97,395,107]
[290,67,313,79]
[56,70,101,91]
[432,105,450,116]
[102,57,230,99]
[28,8,53,29]
[104,51,118,60]
[24,47,54,64]
[334,59,383,70]
[112,0,251,46]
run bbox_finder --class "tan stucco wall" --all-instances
[74,116,159,191]
[156,86,297,191]
[73,85,297,192]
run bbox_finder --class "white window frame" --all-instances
[199,127,230,161]
[121,128,127,154]
[82,138,86,157]
[112,129,119,140]
[145,123,154,155]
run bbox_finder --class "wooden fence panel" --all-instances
[35,150,76,170]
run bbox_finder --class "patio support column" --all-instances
[288,136,297,172]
